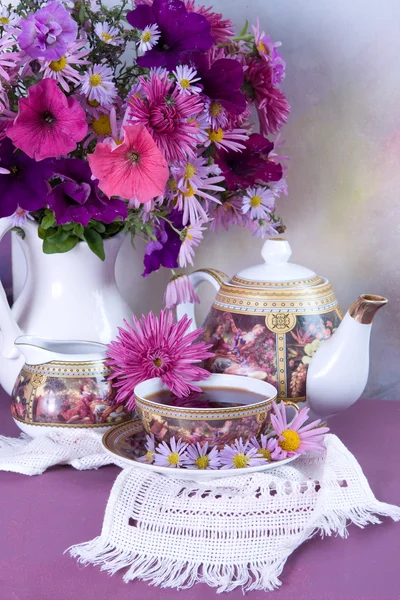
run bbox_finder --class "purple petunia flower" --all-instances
[127,0,214,70]
[215,133,283,191]
[142,209,183,277]
[190,55,246,116]
[18,2,77,61]
[48,158,127,227]
[0,138,54,218]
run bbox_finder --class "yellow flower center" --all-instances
[182,184,195,197]
[115,138,123,146]
[257,40,266,53]
[0,16,9,24]
[92,114,112,135]
[209,101,223,117]
[182,227,193,242]
[168,178,177,191]
[195,455,209,469]
[279,430,301,453]
[185,163,196,179]
[180,78,191,89]
[49,56,67,72]
[88,99,100,107]
[208,128,224,143]
[141,30,152,42]
[257,448,272,461]
[89,73,103,87]
[101,32,113,42]
[233,453,249,468]
[145,450,155,461]
[250,195,262,207]
[153,358,163,367]
[168,452,180,466]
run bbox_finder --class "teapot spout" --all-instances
[306,294,387,420]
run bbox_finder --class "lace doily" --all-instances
[69,434,400,593]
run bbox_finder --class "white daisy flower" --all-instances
[204,127,249,152]
[39,39,90,93]
[0,7,19,30]
[137,24,160,53]
[242,186,275,220]
[173,65,202,95]
[95,22,123,46]
[80,64,117,105]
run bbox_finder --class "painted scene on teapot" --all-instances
[11,371,131,427]
[202,309,342,399]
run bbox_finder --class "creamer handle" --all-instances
[176,269,228,332]
[0,217,22,358]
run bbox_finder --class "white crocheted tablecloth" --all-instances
[68,434,400,593]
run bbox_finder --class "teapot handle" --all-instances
[176,268,228,331]
[0,217,22,359]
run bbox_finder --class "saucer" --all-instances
[102,419,297,481]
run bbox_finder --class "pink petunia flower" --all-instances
[164,273,200,309]
[270,401,329,458]
[178,221,205,268]
[128,71,203,161]
[106,309,214,408]
[87,124,169,203]
[7,78,88,161]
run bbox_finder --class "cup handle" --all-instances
[282,399,300,423]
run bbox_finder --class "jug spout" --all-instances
[306,294,388,420]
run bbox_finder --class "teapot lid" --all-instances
[236,238,317,284]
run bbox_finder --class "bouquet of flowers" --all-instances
[0,0,289,300]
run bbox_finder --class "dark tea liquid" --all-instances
[147,388,266,409]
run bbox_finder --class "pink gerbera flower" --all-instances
[270,401,330,458]
[87,124,169,202]
[164,273,200,309]
[7,78,88,161]
[128,71,203,161]
[106,309,214,408]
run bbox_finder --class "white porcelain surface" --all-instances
[306,312,372,419]
[15,419,112,439]
[0,217,132,395]
[14,335,107,365]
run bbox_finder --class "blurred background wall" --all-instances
[6,0,400,398]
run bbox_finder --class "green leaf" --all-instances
[73,223,85,238]
[41,210,56,230]
[47,227,71,244]
[43,235,79,254]
[84,228,105,261]
[90,220,106,234]
[239,20,249,37]
[11,226,25,239]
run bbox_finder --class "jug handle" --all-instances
[0,217,22,359]
[176,269,228,331]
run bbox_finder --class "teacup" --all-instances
[135,374,282,449]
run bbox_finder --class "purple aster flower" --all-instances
[190,54,246,116]
[137,433,156,464]
[219,438,266,469]
[185,442,221,470]
[249,435,285,461]
[48,158,127,227]
[215,133,283,191]
[154,436,189,468]
[0,138,54,218]
[18,1,77,61]
[127,0,213,70]
[142,209,183,277]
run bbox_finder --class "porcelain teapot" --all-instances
[177,238,387,420]
[11,336,131,437]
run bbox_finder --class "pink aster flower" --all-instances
[185,0,234,44]
[0,32,21,82]
[220,438,266,469]
[251,217,282,239]
[154,437,189,468]
[250,434,284,461]
[178,221,205,268]
[39,38,90,92]
[164,273,200,309]
[7,78,88,161]
[242,186,275,220]
[106,309,214,407]
[94,22,123,46]
[10,207,35,227]
[81,63,117,106]
[137,433,156,464]
[185,442,221,470]
[88,124,169,203]
[208,197,244,232]
[128,71,203,161]
[252,20,286,85]
[205,127,248,152]
[270,401,330,458]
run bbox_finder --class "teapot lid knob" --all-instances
[261,238,292,265]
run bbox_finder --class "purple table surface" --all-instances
[0,396,399,600]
